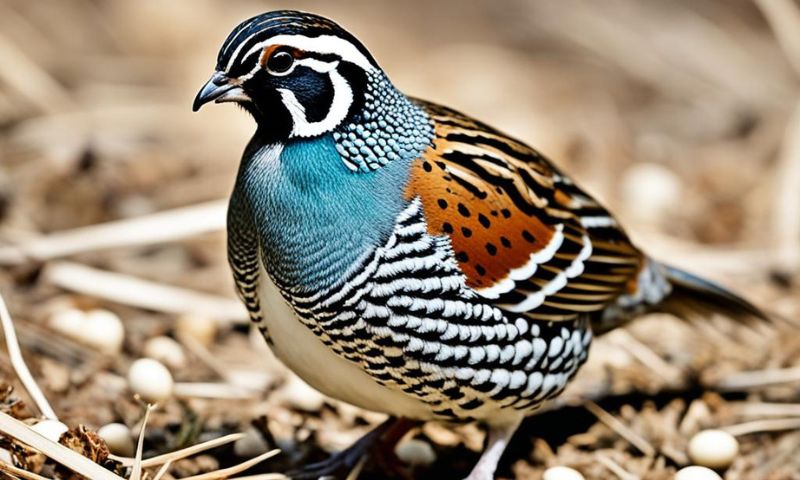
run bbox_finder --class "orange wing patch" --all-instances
[405,131,558,290]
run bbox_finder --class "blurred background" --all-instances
[1,1,799,479]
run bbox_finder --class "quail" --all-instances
[193,10,767,480]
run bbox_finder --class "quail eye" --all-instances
[267,51,294,75]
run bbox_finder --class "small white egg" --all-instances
[128,358,174,403]
[233,426,269,457]
[31,419,69,442]
[143,336,187,369]
[48,308,84,333]
[85,309,125,353]
[280,375,325,412]
[674,465,723,480]
[543,465,585,480]
[49,308,125,354]
[394,438,437,467]
[620,162,682,221]
[175,313,217,347]
[688,429,738,470]
[97,423,135,457]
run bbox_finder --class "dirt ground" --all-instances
[1,0,800,479]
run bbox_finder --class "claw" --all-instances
[285,417,416,479]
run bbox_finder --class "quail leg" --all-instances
[288,416,416,479]
[463,416,523,480]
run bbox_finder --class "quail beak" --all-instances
[192,72,250,111]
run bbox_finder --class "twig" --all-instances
[152,460,173,480]
[43,261,247,324]
[178,449,280,480]
[771,101,800,274]
[595,452,639,480]
[754,0,800,274]
[0,458,53,480]
[723,418,800,437]
[111,433,245,468]
[605,330,683,384]
[584,401,656,457]
[173,382,261,399]
[0,411,124,480]
[176,333,240,384]
[0,200,227,266]
[130,404,155,480]
[754,0,800,76]
[176,333,268,391]
[714,366,800,391]
[227,475,287,480]
[633,232,774,277]
[0,290,57,420]
[0,32,73,114]
[734,402,800,418]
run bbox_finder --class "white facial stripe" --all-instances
[277,63,354,138]
[296,57,337,73]
[226,34,375,73]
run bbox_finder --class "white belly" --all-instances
[257,264,437,419]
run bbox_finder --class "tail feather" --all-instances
[594,259,772,335]
[659,263,770,322]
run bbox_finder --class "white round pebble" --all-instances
[128,358,174,403]
[280,375,325,412]
[175,313,217,347]
[97,423,135,457]
[233,426,269,457]
[143,336,187,369]
[394,438,437,467]
[620,162,682,221]
[688,429,738,470]
[31,419,69,442]
[674,465,723,480]
[542,465,585,480]
[49,308,125,354]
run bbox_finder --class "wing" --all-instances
[405,101,644,322]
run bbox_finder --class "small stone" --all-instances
[279,375,325,412]
[31,419,69,442]
[688,429,738,470]
[175,313,217,347]
[394,438,436,467]
[128,358,173,404]
[543,466,585,480]
[143,336,187,370]
[233,426,269,457]
[49,308,125,354]
[621,162,682,221]
[674,466,723,480]
[97,423,135,457]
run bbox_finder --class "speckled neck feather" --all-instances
[333,70,433,172]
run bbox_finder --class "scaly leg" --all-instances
[288,416,415,479]
[464,416,523,480]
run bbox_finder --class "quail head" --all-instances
[194,10,767,480]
